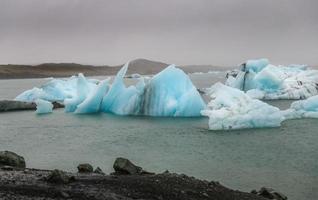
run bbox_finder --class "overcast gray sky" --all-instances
[0,0,317,66]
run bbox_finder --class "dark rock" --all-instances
[112,158,154,175]
[0,151,25,168]
[94,167,105,175]
[0,100,36,112]
[0,166,13,171]
[77,163,93,173]
[253,187,288,200]
[52,102,64,109]
[46,169,72,184]
[0,100,64,113]
[113,157,143,175]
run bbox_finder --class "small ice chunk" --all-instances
[35,99,53,114]
[201,83,284,130]
[284,95,318,119]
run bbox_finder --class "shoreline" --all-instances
[0,151,287,200]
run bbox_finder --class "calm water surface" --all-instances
[0,72,317,200]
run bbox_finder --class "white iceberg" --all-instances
[226,59,318,99]
[283,95,318,119]
[201,83,284,130]
[15,62,205,117]
[35,99,53,114]
[64,73,97,112]
[15,75,94,103]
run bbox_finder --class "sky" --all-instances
[0,0,317,66]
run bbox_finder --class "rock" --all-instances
[0,100,36,112]
[0,151,26,168]
[253,187,288,200]
[0,100,64,113]
[52,102,64,109]
[113,157,142,175]
[46,169,72,184]
[77,163,93,173]
[0,166,13,171]
[94,167,105,175]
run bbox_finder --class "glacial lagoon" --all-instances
[0,72,317,200]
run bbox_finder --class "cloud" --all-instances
[0,0,317,66]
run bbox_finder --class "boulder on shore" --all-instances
[113,157,142,175]
[94,167,105,175]
[77,163,93,173]
[252,187,288,200]
[0,151,25,168]
[47,169,73,184]
[113,157,155,175]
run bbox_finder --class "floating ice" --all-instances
[15,62,205,117]
[226,59,318,99]
[142,64,206,116]
[101,63,206,116]
[64,73,97,112]
[101,62,146,115]
[201,83,284,130]
[75,79,110,114]
[283,95,318,119]
[35,99,53,114]
[15,75,92,102]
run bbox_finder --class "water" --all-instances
[0,72,317,200]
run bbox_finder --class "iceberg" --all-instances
[283,95,318,119]
[64,73,97,112]
[15,62,206,117]
[15,75,93,103]
[75,79,110,114]
[201,83,284,130]
[101,62,146,115]
[101,62,206,116]
[35,99,53,114]
[142,64,206,116]
[226,59,318,99]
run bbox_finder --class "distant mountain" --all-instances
[0,63,118,79]
[123,58,170,75]
[0,58,229,79]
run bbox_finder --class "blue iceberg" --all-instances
[75,79,110,114]
[15,62,206,117]
[201,83,284,130]
[226,59,318,99]
[101,62,146,115]
[142,64,205,116]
